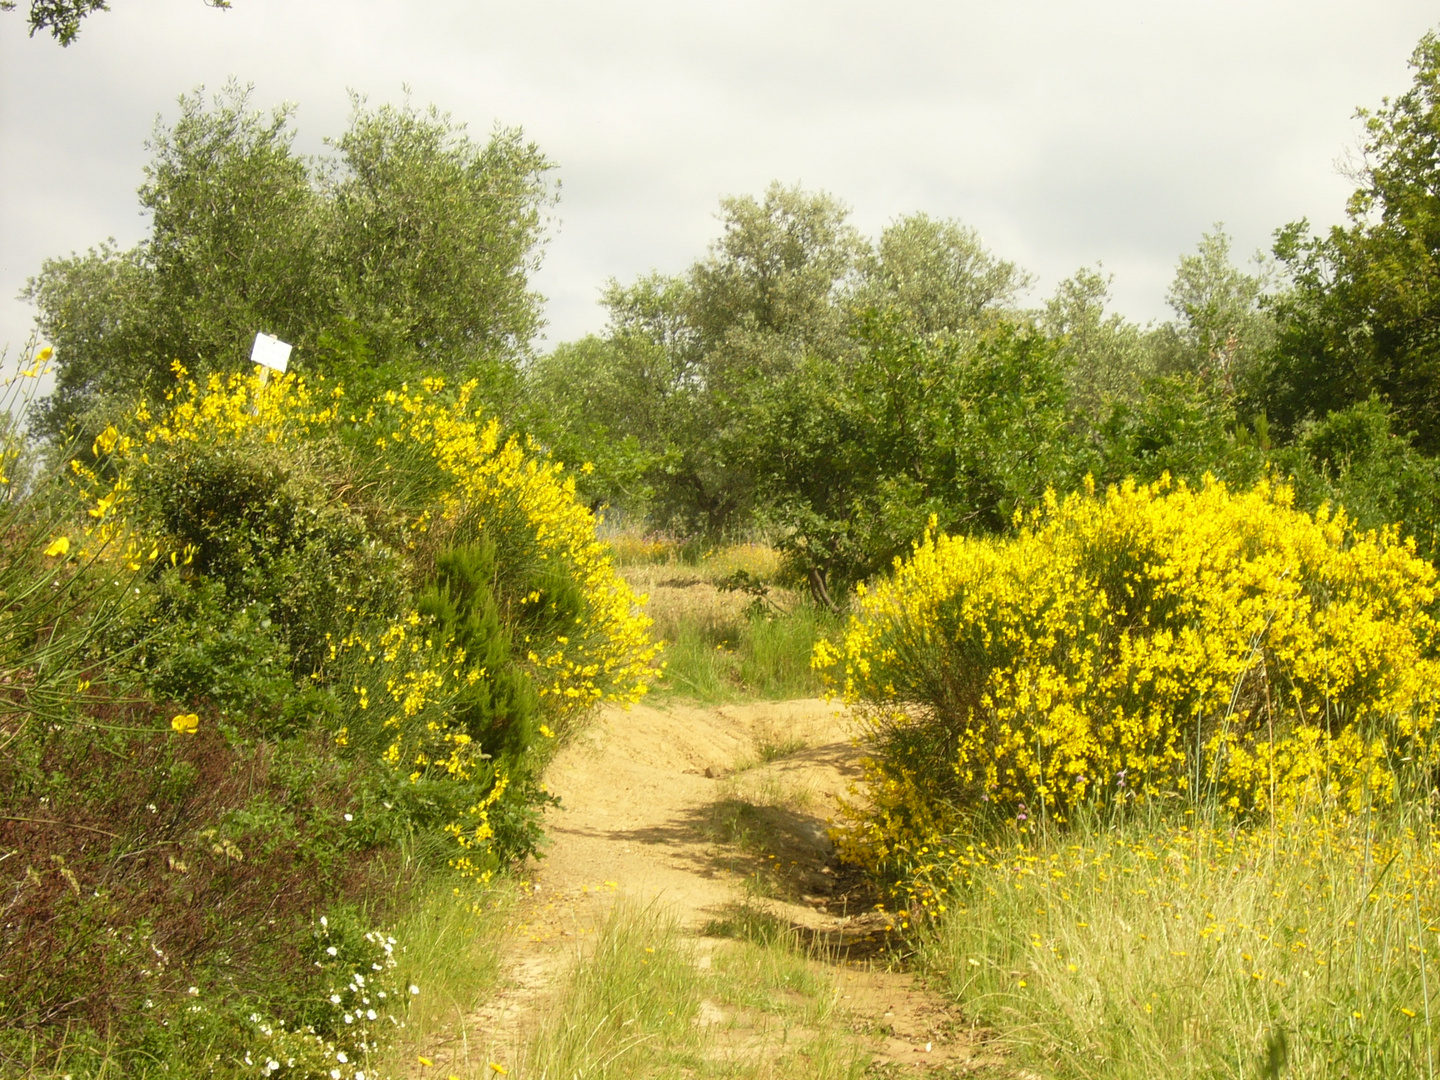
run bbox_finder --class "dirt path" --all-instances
[428,698,1004,1075]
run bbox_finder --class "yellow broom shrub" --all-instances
[77,366,660,875]
[817,475,1440,871]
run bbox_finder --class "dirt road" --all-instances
[431,698,1001,1075]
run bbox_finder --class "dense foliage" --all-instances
[1260,32,1440,452]
[0,357,656,1075]
[27,83,551,437]
[525,37,1440,603]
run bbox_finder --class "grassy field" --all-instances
[610,536,840,703]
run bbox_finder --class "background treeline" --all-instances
[33,38,1440,615]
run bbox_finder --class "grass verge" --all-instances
[374,873,514,1076]
[916,806,1440,1079]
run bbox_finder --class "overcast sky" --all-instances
[2,1,1437,366]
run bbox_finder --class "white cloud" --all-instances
[1,0,1434,360]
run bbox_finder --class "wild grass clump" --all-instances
[657,607,835,702]
[371,873,513,1075]
[522,903,702,1076]
[918,807,1440,1078]
[619,538,838,702]
[519,901,868,1079]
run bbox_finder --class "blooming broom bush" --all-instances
[11,355,657,1070]
[351,376,660,726]
[816,475,1440,872]
[329,376,661,873]
[76,367,658,875]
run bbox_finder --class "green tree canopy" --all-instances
[857,213,1030,338]
[738,315,1073,604]
[1262,32,1440,450]
[1157,225,1274,396]
[27,82,552,436]
[1041,265,1156,415]
[2,0,230,45]
[528,184,1046,539]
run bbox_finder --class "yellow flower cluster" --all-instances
[82,368,657,720]
[332,615,508,878]
[366,378,661,722]
[822,475,1440,868]
[140,360,342,445]
[69,364,340,567]
[82,367,659,874]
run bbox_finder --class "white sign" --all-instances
[250,332,292,374]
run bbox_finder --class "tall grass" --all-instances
[918,804,1440,1079]
[613,536,838,703]
[373,873,513,1075]
[656,606,836,703]
[519,900,869,1079]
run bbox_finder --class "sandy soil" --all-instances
[425,698,1006,1075]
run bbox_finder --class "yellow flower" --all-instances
[170,713,200,735]
[489,1065,509,1075]
[417,1056,434,1067]
[539,724,555,739]
[43,536,70,558]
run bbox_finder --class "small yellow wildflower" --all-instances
[170,713,200,735]
[43,536,70,558]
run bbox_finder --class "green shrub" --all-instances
[0,362,658,1072]
[1278,396,1440,563]
[120,435,408,715]
[417,540,539,763]
[413,539,555,863]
